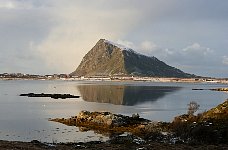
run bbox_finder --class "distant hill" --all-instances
[70,39,195,78]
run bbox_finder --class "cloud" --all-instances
[0,0,37,10]
[115,40,216,68]
[0,0,145,74]
[0,1,54,74]
[139,41,160,53]
[159,43,215,66]
[182,43,213,55]
[222,56,228,65]
[116,40,135,49]
[0,0,51,10]
[0,0,227,77]
[115,40,161,56]
[34,1,141,73]
[124,41,223,77]
[162,43,216,71]
[0,1,15,9]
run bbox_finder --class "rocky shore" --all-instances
[50,100,228,145]
[192,87,228,92]
[211,88,228,92]
[0,139,227,150]
[1,100,227,149]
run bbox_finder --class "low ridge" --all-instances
[70,39,195,77]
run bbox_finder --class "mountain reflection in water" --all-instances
[77,85,181,106]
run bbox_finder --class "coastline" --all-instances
[0,139,227,150]
[1,100,227,149]
[1,76,228,84]
[0,78,227,149]
[47,100,227,148]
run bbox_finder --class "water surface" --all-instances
[0,80,227,142]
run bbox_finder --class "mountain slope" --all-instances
[71,39,195,77]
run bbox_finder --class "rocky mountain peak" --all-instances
[70,39,195,78]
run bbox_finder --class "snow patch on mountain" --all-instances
[104,39,158,60]
[104,40,133,51]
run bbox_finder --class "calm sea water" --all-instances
[0,80,227,142]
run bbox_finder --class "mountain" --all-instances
[70,39,195,77]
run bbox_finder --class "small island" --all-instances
[20,93,80,99]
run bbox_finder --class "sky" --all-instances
[0,0,227,77]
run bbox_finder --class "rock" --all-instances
[211,88,228,92]
[49,100,228,145]
[74,111,150,133]
[201,100,228,120]
[20,93,80,99]
[70,39,195,77]
[132,113,140,119]
[106,119,113,126]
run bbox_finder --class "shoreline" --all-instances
[1,77,228,84]
[0,80,227,149]
[0,139,227,150]
[48,100,228,148]
[0,100,227,149]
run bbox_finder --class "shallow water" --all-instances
[0,80,227,142]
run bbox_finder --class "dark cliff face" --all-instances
[122,50,192,77]
[71,39,195,77]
